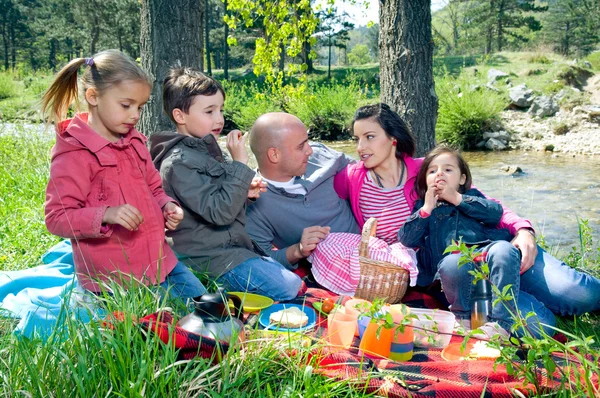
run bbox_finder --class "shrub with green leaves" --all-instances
[286,79,367,140]
[0,72,17,100]
[436,75,507,149]
[223,82,282,131]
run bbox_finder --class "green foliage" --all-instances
[526,54,551,64]
[222,82,282,131]
[436,75,507,149]
[226,0,319,88]
[450,239,600,397]
[0,72,17,100]
[565,219,600,276]
[585,51,600,70]
[286,79,367,140]
[347,45,372,66]
[544,0,600,56]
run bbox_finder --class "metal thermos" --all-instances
[471,279,492,330]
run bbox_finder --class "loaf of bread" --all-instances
[465,341,501,360]
[269,307,309,328]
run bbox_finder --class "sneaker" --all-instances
[472,322,510,341]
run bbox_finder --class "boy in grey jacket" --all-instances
[149,67,302,301]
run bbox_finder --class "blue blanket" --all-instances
[0,240,103,340]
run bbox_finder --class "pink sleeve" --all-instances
[333,165,350,200]
[45,152,112,239]
[474,184,534,236]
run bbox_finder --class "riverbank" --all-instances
[503,107,600,155]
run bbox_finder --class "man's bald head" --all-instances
[249,112,307,165]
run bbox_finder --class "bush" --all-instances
[436,75,507,149]
[0,72,16,100]
[585,51,600,70]
[553,122,570,135]
[527,53,551,64]
[222,82,282,131]
[286,79,367,140]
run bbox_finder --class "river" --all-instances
[329,141,600,256]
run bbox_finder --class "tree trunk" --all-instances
[205,0,212,75]
[139,0,204,136]
[2,17,8,70]
[327,36,332,79]
[496,1,505,52]
[10,19,15,70]
[379,0,437,157]
[302,40,314,73]
[223,0,229,79]
[49,38,57,71]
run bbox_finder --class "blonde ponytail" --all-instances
[41,58,87,126]
[41,50,152,126]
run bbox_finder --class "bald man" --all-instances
[246,113,360,269]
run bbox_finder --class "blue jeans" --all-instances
[438,241,560,338]
[160,261,207,299]
[216,257,303,301]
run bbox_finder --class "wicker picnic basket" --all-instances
[354,217,410,304]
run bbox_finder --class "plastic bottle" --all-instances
[471,279,492,330]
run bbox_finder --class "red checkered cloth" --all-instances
[292,288,585,397]
[308,233,418,296]
[110,283,587,396]
[138,311,228,362]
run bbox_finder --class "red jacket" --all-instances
[45,114,177,292]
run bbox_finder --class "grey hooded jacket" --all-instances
[149,132,260,278]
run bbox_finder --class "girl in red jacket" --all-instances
[41,49,206,299]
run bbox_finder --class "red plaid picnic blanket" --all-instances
[117,279,591,397]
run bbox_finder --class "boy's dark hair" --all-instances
[162,67,225,123]
[415,146,472,199]
[352,103,416,158]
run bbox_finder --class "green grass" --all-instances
[0,71,52,122]
[1,125,600,396]
[0,126,60,271]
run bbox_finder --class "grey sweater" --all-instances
[246,143,360,269]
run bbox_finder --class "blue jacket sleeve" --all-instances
[455,189,503,226]
[397,200,429,249]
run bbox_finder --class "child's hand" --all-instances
[226,130,249,165]
[435,182,462,205]
[103,204,144,231]
[248,176,267,199]
[422,184,438,214]
[163,202,184,230]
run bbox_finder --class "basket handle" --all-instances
[359,217,377,258]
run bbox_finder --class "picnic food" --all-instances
[463,341,501,361]
[321,299,335,314]
[269,307,309,328]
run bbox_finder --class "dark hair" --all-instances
[352,103,416,158]
[42,49,151,125]
[162,67,225,123]
[415,146,472,199]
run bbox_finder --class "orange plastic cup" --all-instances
[327,311,357,349]
[344,298,371,336]
[359,321,393,359]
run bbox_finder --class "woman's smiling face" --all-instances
[353,118,396,169]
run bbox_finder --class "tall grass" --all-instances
[0,279,366,397]
[436,74,507,149]
[0,127,60,271]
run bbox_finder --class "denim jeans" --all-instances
[216,256,303,301]
[160,261,207,299]
[438,241,559,338]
